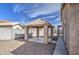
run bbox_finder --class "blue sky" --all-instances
[0,3,61,27]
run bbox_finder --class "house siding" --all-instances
[12,29,24,39]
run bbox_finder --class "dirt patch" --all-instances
[0,40,25,52]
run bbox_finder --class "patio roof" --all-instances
[25,18,54,28]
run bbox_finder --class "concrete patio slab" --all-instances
[28,37,52,43]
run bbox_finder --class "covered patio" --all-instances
[25,19,54,44]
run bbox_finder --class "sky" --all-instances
[0,3,61,27]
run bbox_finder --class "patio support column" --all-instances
[37,27,39,37]
[50,27,53,39]
[25,27,29,40]
[57,26,60,38]
[44,25,48,44]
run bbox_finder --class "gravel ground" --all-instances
[11,41,55,55]
[0,40,55,55]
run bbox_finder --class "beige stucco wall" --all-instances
[69,4,79,54]
[62,4,70,54]
[0,27,12,40]
[62,4,79,54]
[0,26,24,40]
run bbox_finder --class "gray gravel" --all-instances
[0,40,55,55]
[11,41,55,55]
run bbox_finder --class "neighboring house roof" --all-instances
[0,20,23,29]
[0,20,10,23]
[12,24,23,30]
[0,20,20,27]
[26,18,54,27]
[0,20,12,26]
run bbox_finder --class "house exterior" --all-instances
[25,18,54,44]
[0,20,24,40]
[12,24,24,39]
[62,4,79,54]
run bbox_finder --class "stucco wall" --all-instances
[69,4,79,54]
[0,27,25,40]
[62,4,70,54]
[62,4,79,54]
[0,27,12,40]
